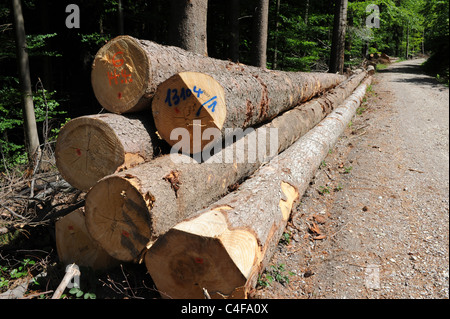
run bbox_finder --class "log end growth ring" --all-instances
[145,210,258,299]
[55,208,119,270]
[91,36,149,114]
[55,117,125,192]
[152,72,226,153]
[85,176,153,262]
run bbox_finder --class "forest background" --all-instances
[0,0,448,173]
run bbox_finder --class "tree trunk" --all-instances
[329,0,348,74]
[152,69,346,153]
[144,76,373,299]
[169,0,208,56]
[55,208,119,271]
[84,71,367,262]
[12,0,40,159]
[228,0,240,63]
[118,0,124,35]
[55,113,162,191]
[91,35,345,115]
[406,24,410,59]
[305,0,310,25]
[272,0,281,69]
[250,0,270,68]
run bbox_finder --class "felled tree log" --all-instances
[84,71,367,262]
[55,113,162,191]
[145,77,373,299]
[91,35,345,114]
[152,69,346,152]
[55,208,119,271]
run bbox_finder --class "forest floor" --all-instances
[252,58,449,299]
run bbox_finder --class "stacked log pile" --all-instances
[54,35,371,298]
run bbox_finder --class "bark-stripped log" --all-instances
[55,113,162,191]
[152,69,346,152]
[145,77,373,299]
[85,72,367,262]
[91,35,345,114]
[55,208,119,271]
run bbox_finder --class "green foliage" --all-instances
[318,185,331,195]
[0,258,37,292]
[268,1,333,71]
[68,286,97,299]
[258,263,295,288]
[279,231,291,245]
[0,76,66,172]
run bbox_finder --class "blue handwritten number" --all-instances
[165,88,195,107]
[196,96,218,116]
[165,89,172,107]
[172,89,180,105]
[193,86,204,98]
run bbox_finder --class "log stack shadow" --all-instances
[54,35,372,298]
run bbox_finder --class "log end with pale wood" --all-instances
[91,36,151,114]
[55,113,156,191]
[144,208,261,299]
[152,71,227,153]
[84,175,155,262]
[55,208,119,271]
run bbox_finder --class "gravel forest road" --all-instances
[254,58,449,299]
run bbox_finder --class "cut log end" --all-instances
[152,72,227,153]
[91,36,150,114]
[55,208,119,271]
[55,117,125,192]
[85,175,153,262]
[145,209,259,299]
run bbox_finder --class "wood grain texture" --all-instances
[55,208,119,270]
[55,113,158,191]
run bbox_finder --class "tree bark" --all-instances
[329,0,348,74]
[272,0,281,69]
[406,24,410,59]
[169,0,208,56]
[228,0,240,63]
[12,0,40,159]
[152,69,346,153]
[305,0,310,25]
[144,76,373,299]
[250,0,270,68]
[118,0,124,35]
[84,71,366,262]
[55,208,119,271]
[55,113,162,191]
